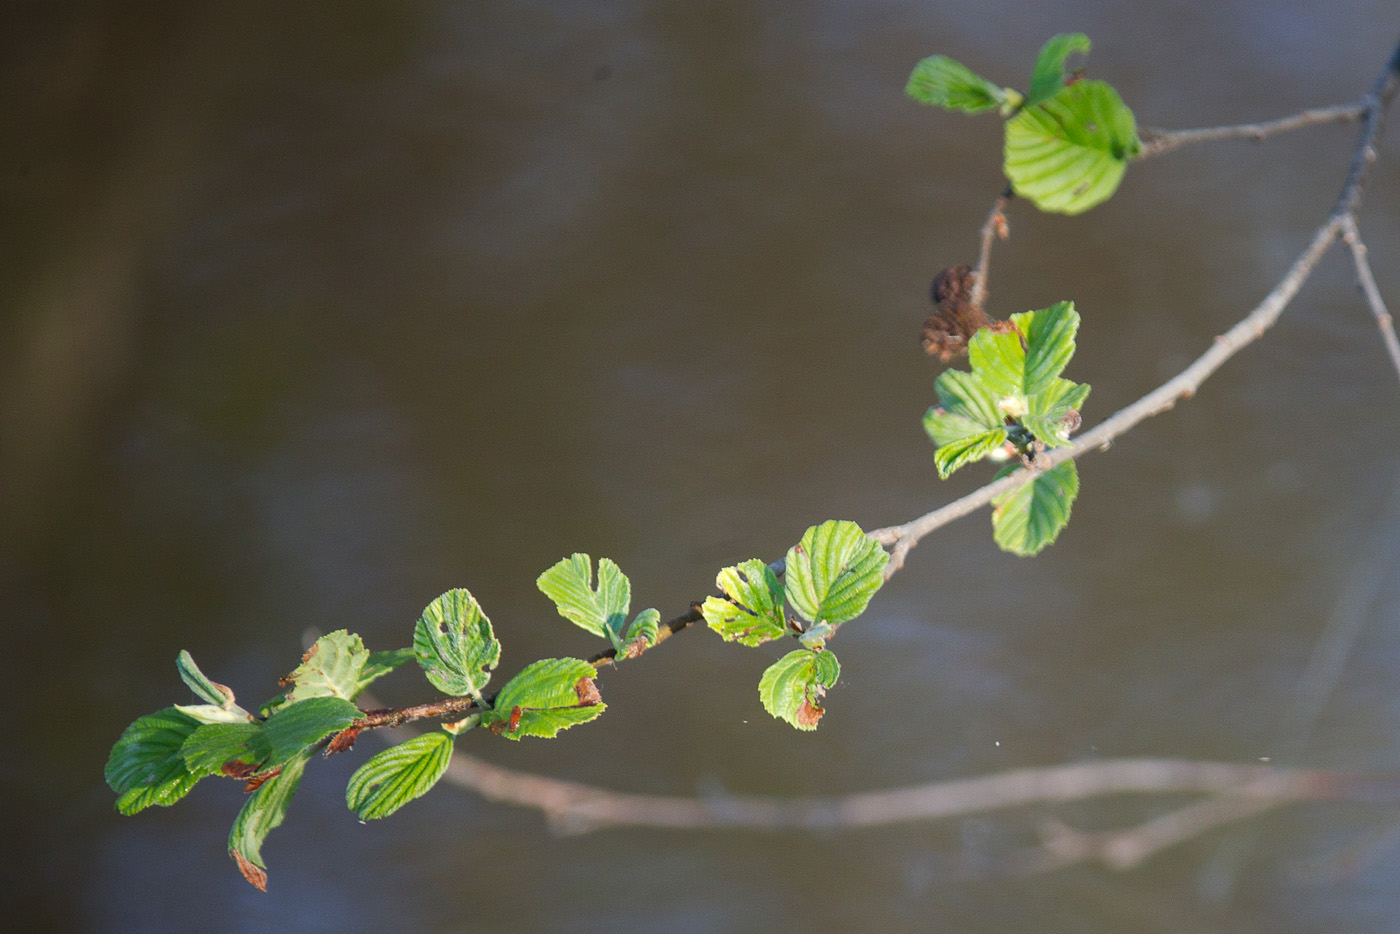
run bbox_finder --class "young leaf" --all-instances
[623,607,660,653]
[991,460,1080,555]
[483,658,605,740]
[413,589,501,699]
[701,559,787,646]
[906,55,1013,114]
[346,731,455,821]
[1012,301,1079,395]
[931,428,1009,479]
[784,520,889,626]
[1023,378,1091,448]
[536,554,631,641]
[283,630,370,703]
[1004,79,1141,214]
[228,749,312,892]
[355,647,416,695]
[177,650,237,708]
[1026,33,1092,107]
[758,649,841,731]
[926,369,1004,442]
[106,708,203,815]
[262,696,361,763]
[181,721,271,778]
[174,703,251,725]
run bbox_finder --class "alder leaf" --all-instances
[228,749,312,891]
[537,554,631,642]
[906,55,1016,114]
[283,630,370,703]
[1026,33,1092,107]
[701,559,787,646]
[991,460,1081,556]
[758,649,841,731]
[784,520,889,626]
[483,658,605,741]
[1004,80,1140,214]
[105,708,203,815]
[177,650,238,709]
[181,722,271,778]
[346,732,455,821]
[262,696,361,763]
[413,589,501,699]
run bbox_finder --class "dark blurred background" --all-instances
[3,2,1400,931]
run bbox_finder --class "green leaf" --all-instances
[924,369,1004,443]
[967,327,1028,401]
[413,589,501,699]
[106,708,203,815]
[1004,80,1141,214]
[701,559,787,646]
[537,554,631,641]
[758,649,841,731]
[1023,378,1091,448]
[623,607,660,650]
[262,696,361,763]
[906,55,1012,114]
[784,520,889,626]
[177,650,237,708]
[992,460,1080,555]
[1026,33,1092,107]
[356,647,416,695]
[346,732,455,821]
[1011,301,1079,395]
[173,703,250,725]
[283,630,370,703]
[484,658,605,741]
[931,428,1009,479]
[228,748,312,891]
[181,721,271,778]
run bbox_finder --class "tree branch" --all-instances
[1340,214,1400,384]
[968,187,1012,313]
[1135,101,1367,160]
[428,751,1396,835]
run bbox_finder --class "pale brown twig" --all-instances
[1340,214,1400,384]
[968,187,1012,313]
[1136,101,1366,159]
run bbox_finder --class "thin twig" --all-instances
[1340,215,1400,384]
[1136,101,1366,160]
[968,187,1012,312]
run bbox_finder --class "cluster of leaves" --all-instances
[907,33,1141,214]
[923,302,1089,556]
[700,520,888,730]
[106,586,609,890]
[106,523,889,888]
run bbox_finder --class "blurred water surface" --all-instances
[3,2,1400,932]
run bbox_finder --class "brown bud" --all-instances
[325,726,361,755]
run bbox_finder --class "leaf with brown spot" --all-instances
[575,677,602,706]
[233,849,268,892]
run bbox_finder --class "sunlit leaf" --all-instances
[1004,80,1140,214]
[173,703,250,725]
[181,722,271,778]
[701,559,787,646]
[262,696,361,763]
[784,520,889,626]
[484,658,605,740]
[1023,377,1090,449]
[991,460,1080,555]
[106,708,203,815]
[1026,33,1091,107]
[413,589,501,699]
[1011,301,1079,395]
[537,554,631,641]
[177,650,237,709]
[346,732,455,821]
[758,649,841,731]
[228,749,312,891]
[906,55,1014,114]
[931,427,1009,478]
[283,630,370,703]
[623,607,660,651]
